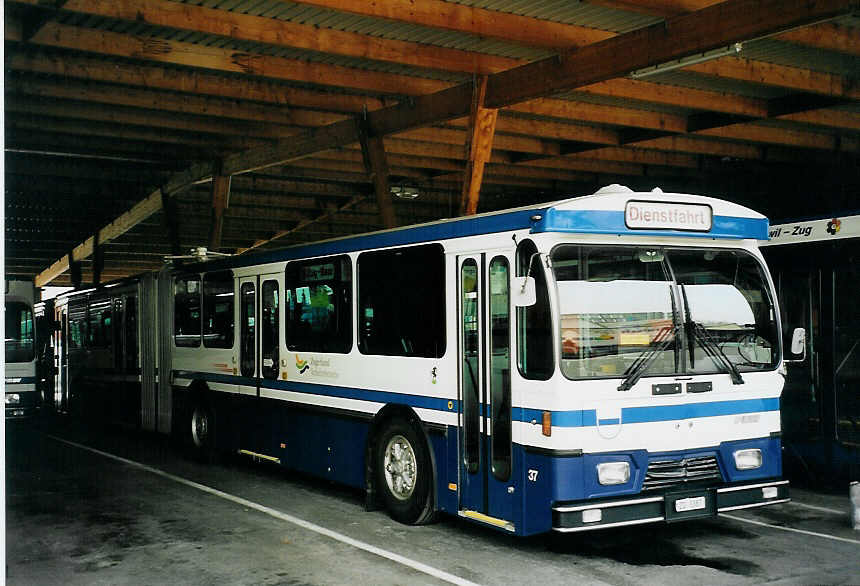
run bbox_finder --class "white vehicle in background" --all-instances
[5,279,38,417]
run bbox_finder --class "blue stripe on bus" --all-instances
[521,398,779,428]
[533,209,769,240]
[175,370,779,426]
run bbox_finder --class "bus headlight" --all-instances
[5,393,21,405]
[733,448,763,470]
[597,462,630,485]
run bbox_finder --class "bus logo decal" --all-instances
[295,355,309,374]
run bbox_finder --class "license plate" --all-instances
[675,496,707,513]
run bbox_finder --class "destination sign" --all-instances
[625,200,712,232]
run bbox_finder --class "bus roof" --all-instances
[192,184,768,273]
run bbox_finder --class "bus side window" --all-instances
[174,276,201,347]
[261,280,280,380]
[489,256,512,481]
[516,239,553,380]
[357,244,445,357]
[240,282,255,377]
[285,256,352,354]
[203,272,235,349]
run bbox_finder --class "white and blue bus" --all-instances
[5,279,39,417]
[56,184,794,535]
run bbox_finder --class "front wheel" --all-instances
[375,419,436,525]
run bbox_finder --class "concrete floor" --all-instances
[5,416,859,585]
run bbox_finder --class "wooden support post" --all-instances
[459,76,498,216]
[160,188,181,257]
[358,118,396,229]
[209,170,232,251]
[92,230,103,288]
[68,248,82,290]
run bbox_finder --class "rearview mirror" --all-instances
[513,277,536,307]
[785,327,806,364]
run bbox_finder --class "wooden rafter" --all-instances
[11,21,452,96]
[11,0,521,75]
[29,0,859,285]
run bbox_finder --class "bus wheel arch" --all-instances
[367,405,437,525]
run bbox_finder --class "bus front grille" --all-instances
[642,455,722,490]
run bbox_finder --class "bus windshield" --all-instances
[6,301,35,363]
[553,245,779,382]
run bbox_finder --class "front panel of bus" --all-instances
[515,233,788,534]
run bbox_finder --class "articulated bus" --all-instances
[5,279,38,417]
[53,184,795,535]
[761,214,860,484]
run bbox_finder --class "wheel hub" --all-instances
[383,434,417,501]
[191,407,209,448]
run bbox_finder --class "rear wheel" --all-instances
[375,419,436,525]
[188,396,217,462]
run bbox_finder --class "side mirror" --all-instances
[785,327,806,363]
[513,277,537,307]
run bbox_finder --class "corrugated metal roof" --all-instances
[181,0,553,60]
[452,0,662,32]
[631,70,792,100]
[743,38,860,76]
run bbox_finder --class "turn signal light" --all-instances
[542,411,552,436]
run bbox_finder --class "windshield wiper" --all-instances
[617,324,677,391]
[680,284,744,385]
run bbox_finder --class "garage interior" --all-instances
[3,0,859,289]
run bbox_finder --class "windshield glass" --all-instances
[6,301,35,363]
[553,245,778,381]
[670,249,778,375]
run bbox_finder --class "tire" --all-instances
[188,396,217,463]
[375,418,436,525]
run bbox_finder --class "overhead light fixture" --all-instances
[629,42,743,79]
[390,185,420,199]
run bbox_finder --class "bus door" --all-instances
[238,273,284,458]
[457,254,516,530]
[238,276,258,395]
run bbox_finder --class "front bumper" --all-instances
[552,479,789,532]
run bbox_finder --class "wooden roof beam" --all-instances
[32,0,857,284]
[6,51,395,114]
[11,0,521,75]
[13,21,452,96]
[6,50,771,133]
